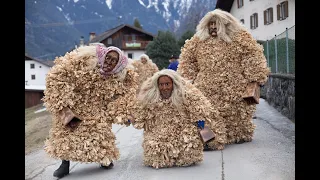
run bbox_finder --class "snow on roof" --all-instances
[25,85,46,91]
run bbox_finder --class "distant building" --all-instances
[216,0,295,40]
[89,24,155,60]
[25,54,54,108]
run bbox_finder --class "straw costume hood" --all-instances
[131,69,226,169]
[132,54,159,91]
[43,45,138,166]
[177,9,270,144]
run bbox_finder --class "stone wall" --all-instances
[260,73,295,121]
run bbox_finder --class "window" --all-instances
[237,0,244,8]
[250,13,258,29]
[128,53,133,59]
[240,19,245,24]
[30,63,35,69]
[31,75,36,80]
[132,34,136,42]
[264,8,273,25]
[277,1,289,20]
[39,66,42,68]
[107,38,112,45]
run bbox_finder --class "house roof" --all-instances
[25,53,54,67]
[215,0,234,12]
[90,24,155,43]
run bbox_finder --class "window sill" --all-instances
[279,17,288,21]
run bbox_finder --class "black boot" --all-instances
[100,162,114,169]
[53,160,70,178]
[203,143,214,151]
[235,139,246,144]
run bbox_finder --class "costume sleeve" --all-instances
[130,104,149,130]
[239,31,270,85]
[183,82,212,125]
[106,70,138,126]
[43,49,98,115]
[177,36,200,83]
[42,58,77,115]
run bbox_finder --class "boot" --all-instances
[203,143,214,151]
[235,139,246,144]
[100,162,114,169]
[53,160,70,178]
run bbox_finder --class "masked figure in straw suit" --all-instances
[177,9,270,145]
[42,44,138,178]
[129,69,227,169]
[132,54,159,93]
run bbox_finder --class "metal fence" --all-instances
[261,25,295,74]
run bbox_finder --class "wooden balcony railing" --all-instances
[122,40,151,49]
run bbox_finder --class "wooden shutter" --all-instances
[255,13,258,28]
[284,1,289,18]
[270,8,274,23]
[264,10,267,25]
[277,4,280,20]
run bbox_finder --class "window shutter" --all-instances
[264,10,267,25]
[250,15,253,29]
[277,4,280,20]
[270,8,274,23]
[237,0,239,8]
[284,1,289,18]
[255,13,258,28]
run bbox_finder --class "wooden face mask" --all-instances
[158,75,173,99]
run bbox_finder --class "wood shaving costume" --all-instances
[177,9,270,145]
[42,45,138,178]
[132,54,159,92]
[131,69,226,169]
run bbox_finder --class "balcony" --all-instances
[122,40,151,50]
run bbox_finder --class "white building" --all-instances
[216,0,295,40]
[25,54,54,87]
[25,54,54,108]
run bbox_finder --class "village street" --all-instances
[25,99,295,180]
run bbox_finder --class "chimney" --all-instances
[79,36,84,47]
[89,32,96,42]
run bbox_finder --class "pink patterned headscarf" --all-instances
[96,45,128,77]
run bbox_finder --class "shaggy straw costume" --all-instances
[131,69,226,169]
[177,9,270,144]
[132,54,159,91]
[43,45,138,166]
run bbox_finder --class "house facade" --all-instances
[89,24,155,60]
[216,0,295,40]
[25,54,54,108]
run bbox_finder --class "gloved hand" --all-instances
[197,120,205,129]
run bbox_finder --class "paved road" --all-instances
[25,99,295,180]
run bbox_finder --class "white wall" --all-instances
[123,50,146,60]
[25,60,51,86]
[230,0,295,40]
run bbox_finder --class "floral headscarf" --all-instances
[96,45,128,77]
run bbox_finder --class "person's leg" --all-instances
[53,160,70,178]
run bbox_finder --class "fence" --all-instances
[260,25,295,74]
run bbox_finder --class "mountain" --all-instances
[25,0,216,60]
